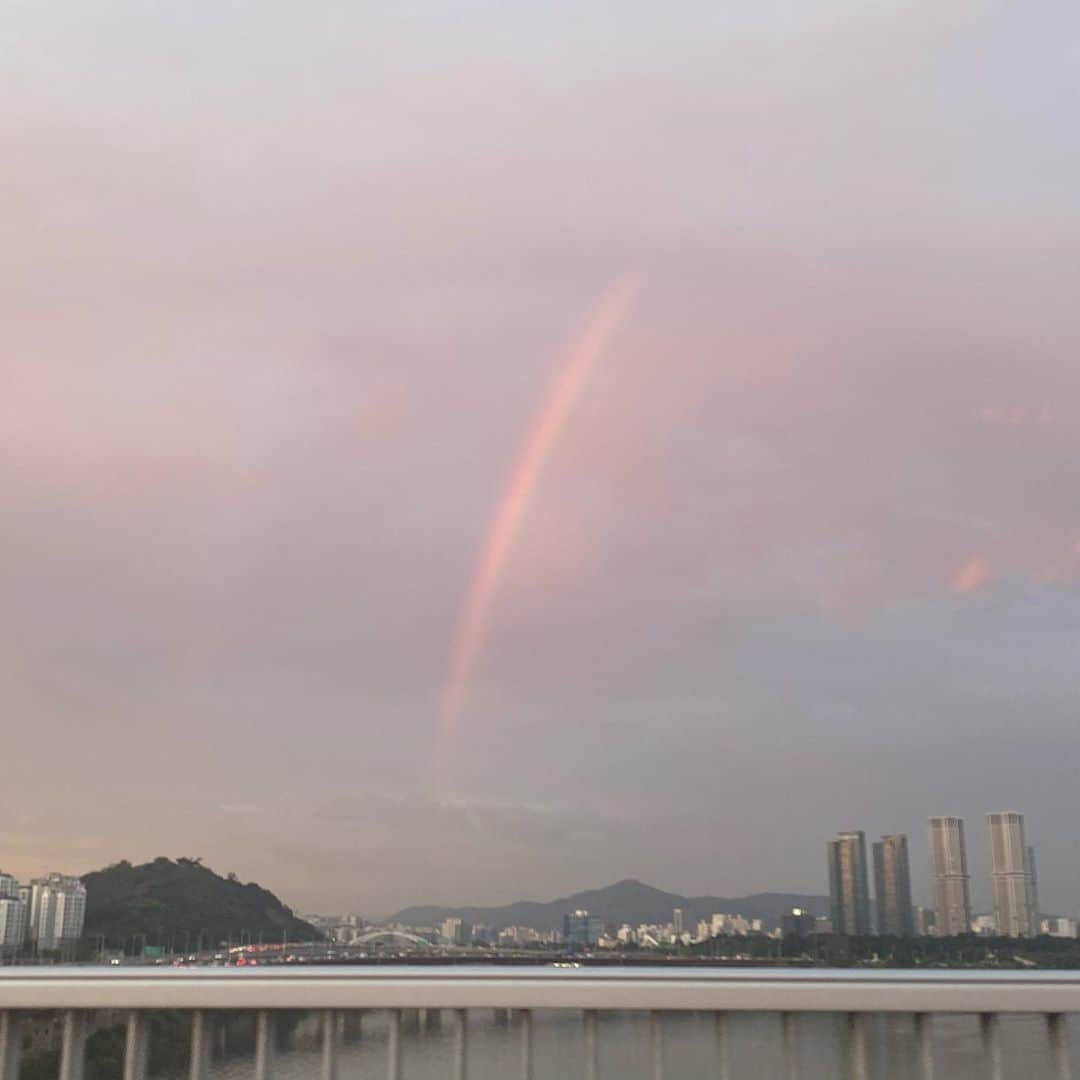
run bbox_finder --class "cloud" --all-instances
[950,555,993,595]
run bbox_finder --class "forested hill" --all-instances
[82,857,319,948]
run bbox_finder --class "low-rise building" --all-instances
[1040,917,1078,938]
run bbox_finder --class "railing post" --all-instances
[255,1009,275,1080]
[847,1013,868,1080]
[520,1008,534,1080]
[453,1008,468,1080]
[321,1009,340,1080]
[0,1012,22,1080]
[650,1011,665,1080]
[783,1011,798,1080]
[980,1013,1003,1080]
[388,1009,402,1080]
[346,1010,363,1043]
[59,1010,88,1080]
[188,1010,213,1080]
[124,1010,150,1080]
[583,1009,599,1080]
[1048,1013,1072,1080]
[913,1013,933,1080]
[715,1012,730,1080]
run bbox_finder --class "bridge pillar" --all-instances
[343,1011,363,1044]
[424,1009,442,1032]
[402,1010,420,1034]
[0,1012,23,1080]
[493,1008,510,1026]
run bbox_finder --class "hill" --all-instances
[82,857,320,949]
[390,879,829,932]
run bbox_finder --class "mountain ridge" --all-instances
[390,878,828,931]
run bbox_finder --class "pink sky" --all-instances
[2,0,1079,915]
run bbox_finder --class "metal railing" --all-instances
[0,966,1076,1080]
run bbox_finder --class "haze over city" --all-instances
[3,0,1079,917]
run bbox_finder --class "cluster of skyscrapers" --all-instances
[0,871,87,957]
[827,831,913,936]
[828,813,1041,938]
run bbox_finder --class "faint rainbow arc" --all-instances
[438,276,641,743]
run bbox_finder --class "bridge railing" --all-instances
[0,966,1077,1080]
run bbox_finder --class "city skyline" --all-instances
[823,812,1050,937]
[1,801,1068,918]
[0,871,86,958]
[4,807,1074,933]
[3,0,1080,915]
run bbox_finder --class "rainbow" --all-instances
[438,276,641,746]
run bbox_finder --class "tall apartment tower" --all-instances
[0,899,27,957]
[928,817,972,936]
[1027,845,1041,931]
[28,874,87,951]
[827,830,871,935]
[873,834,915,936]
[988,812,1035,937]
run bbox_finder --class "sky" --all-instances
[2,0,1079,918]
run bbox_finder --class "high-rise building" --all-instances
[673,908,684,935]
[781,908,817,937]
[988,812,1035,937]
[1027,845,1041,930]
[563,909,602,947]
[28,874,87,951]
[928,817,972,936]
[0,873,19,900]
[827,830,870,935]
[440,917,471,946]
[0,898,27,956]
[872,834,914,937]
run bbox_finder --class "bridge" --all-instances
[0,966,1077,1079]
[349,930,434,949]
[219,932,435,962]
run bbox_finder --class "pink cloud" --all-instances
[950,554,992,595]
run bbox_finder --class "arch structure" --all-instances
[351,929,434,948]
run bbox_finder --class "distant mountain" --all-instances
[390,879,829,932]
[82,857,320,948]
